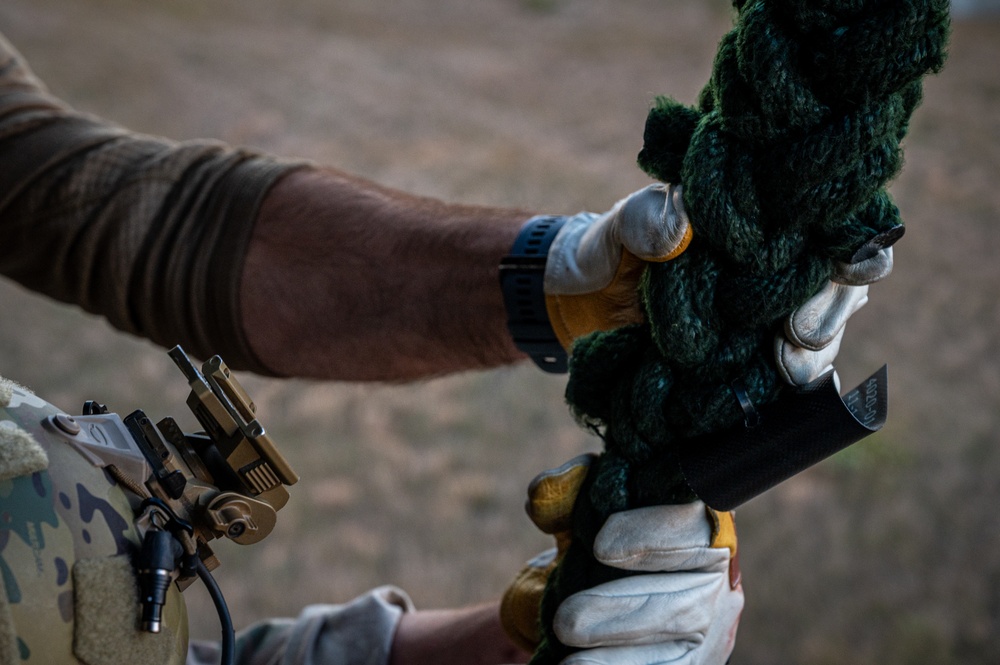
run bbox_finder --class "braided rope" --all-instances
[531,1,950,662]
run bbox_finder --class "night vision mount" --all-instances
[43,345,298,645]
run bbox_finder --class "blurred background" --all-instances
[1,0,999,662]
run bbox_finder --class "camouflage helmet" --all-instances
[0,377,188,665]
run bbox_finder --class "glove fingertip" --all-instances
[526,454,595,533]
[650,222,693,263]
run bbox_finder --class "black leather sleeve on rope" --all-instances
[678,365,889,511]
[499,216,568,373]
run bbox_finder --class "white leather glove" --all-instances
[501,456,742,665]
[555,502,743,665]
[775,248,894,386]
[543,184,692,349]
[540,181,892,387]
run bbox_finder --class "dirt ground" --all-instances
[1,1,999,663]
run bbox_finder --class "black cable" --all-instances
[194,557,236,665]
[139,497,194,536]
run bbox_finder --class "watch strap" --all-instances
[499,216,568,373]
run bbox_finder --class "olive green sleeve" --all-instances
[0,32,308,374]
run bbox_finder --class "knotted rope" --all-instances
[532,1,950,662]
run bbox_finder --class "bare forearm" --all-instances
[389,601,530,665]
[242,167,531,380]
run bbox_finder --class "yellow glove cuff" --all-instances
[707,507,741,589]
[500,550,558,653]
[545,225,693,350]
[501,455,595,651]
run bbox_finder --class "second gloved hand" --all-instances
[555,501,743,665]
[501,455,743,665]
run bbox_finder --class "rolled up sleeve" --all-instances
[0,32,308,373]
[186,586,415,665]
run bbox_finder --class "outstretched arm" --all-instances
[0,32,530,380]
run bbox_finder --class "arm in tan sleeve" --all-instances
[0,33,298,373]
[0,33,530,379]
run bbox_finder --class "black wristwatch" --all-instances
[498,215,568,373]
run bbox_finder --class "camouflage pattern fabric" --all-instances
[0,379,186,664]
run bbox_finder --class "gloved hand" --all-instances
[542,182,893,388]
[501,455,593,652]
[555,501,742,665]
[775,247,894,386]
[501,456,743,665]
[543,183,692,349]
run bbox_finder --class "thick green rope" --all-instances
[531,1,950,662]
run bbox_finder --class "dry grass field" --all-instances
[2,1,999,663]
